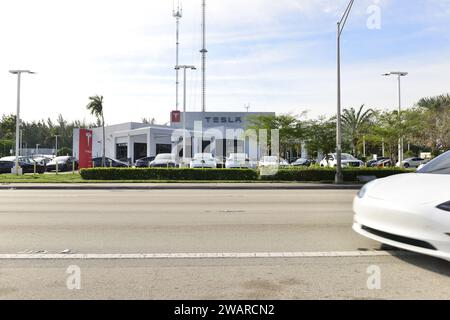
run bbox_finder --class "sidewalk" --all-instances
[0,182,362,190]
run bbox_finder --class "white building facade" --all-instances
[73,111,275,165]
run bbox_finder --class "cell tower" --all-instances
[173,0,182,111]
[200,0,208,112]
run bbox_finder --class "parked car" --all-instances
[190,153,217,169]
[32,155,54,166]
[135,156,156,168]
[320,153,363,168]
[397,157,429,169]
[258,156,289,168]
[149,154,178,168]
[225,153,251,169]
[215,156,226,169]
[0,156,45,174]
[46,156,78,172]
[291,158,311,167]
[375,158,394,167]
[366,157,389,167]
[353,150,450,261]
[92,157,128,168]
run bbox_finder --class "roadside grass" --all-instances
[0,172,346,184]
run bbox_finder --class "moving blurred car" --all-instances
[367,157,389,167]
[0,156,45,174]
[225,153,252,169]
[135,156,156,168]
[92,157,128,168]
[291,158,311,167]
[353,150,450,261]
[375,158,394,167]
[396,157,429,169]
[46,156,78,172]
[258,156,289,168]
[320,153,363,168]
[190,153,217,169]
[149,154,178,168]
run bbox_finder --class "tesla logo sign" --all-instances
[171,111,181,123]
[205,117,243,124]
[79,129,93,169]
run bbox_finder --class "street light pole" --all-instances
[9,70,35,175]
[382,71,408,165]
[55,135,61,156]
[175,65,196,165]
[336,0,355,184]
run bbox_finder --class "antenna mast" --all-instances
[173,0,183,111]
[200,0,207,112]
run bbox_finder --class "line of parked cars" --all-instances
[130,153,314,169]
[318,153,431,169]
[0,155,79,174]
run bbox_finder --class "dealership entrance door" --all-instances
[134,143,147,162]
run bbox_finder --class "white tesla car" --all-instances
[353,150,450,261]
[190,153,217,169]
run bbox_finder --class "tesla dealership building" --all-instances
[73,111,275,165]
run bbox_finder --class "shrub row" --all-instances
[80,168,259,181]
[260,167,410,182]
[80,167,410,182]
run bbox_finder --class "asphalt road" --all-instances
[0,189,448,299]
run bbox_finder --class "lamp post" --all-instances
[336,0,355,184]
[54,134,61,156]
[175,65,196,165]
[382,71,408,166]
[9,70,35,175]
[36,144,40,155]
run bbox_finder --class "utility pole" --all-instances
[382,71,408,166]
[9,70,35,175]
[175,65,197,164]
[336,0,355,184]
[54,135,61,156]
[200,0,207,112]
[173,0,182,111]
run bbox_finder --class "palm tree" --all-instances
[342,105,374,156]
[86,95,106,166]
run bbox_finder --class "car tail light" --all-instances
[437,201,450,212]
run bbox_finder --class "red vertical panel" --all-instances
[79,129,93,169]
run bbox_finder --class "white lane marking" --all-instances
[0,251,409,260]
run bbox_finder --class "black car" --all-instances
[0,157,45,174]
[135,157,156,168]
[46,156,78,172]
[92,157,129,168]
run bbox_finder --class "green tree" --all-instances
[416,94,450,154]
[304,117,337,158]
[341,105,374,156]
[246,113,307,159]
[86,95,106,166]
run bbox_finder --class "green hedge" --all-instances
[80,168,258,181]
[80,167,409,182]
[260,167,410,182]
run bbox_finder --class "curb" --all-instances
[0,183,363,191]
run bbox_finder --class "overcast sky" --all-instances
[1,0,450,125]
